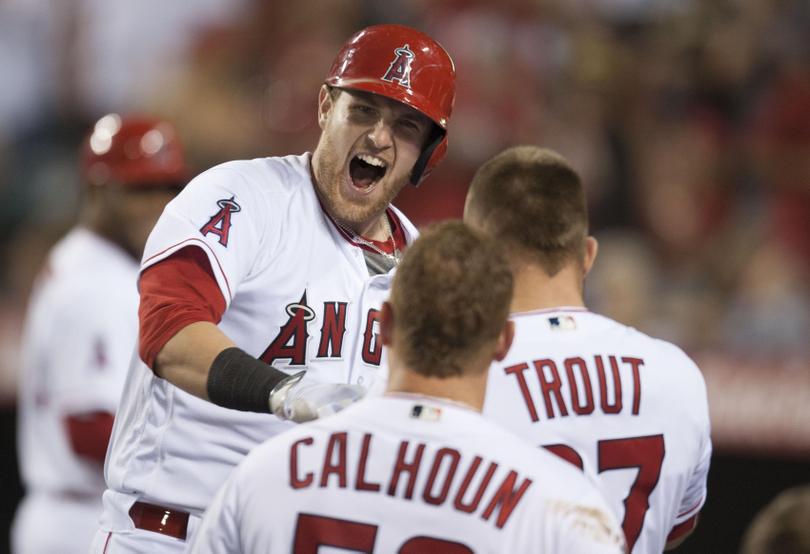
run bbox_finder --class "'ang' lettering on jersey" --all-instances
[101,154,418,523]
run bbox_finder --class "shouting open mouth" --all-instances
[349,153,388,192]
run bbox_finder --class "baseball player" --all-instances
[741,485,810,554]
[92,25,456,552]
[466,146,712,553]
[13,114,187,554]
[348,147,712,553]
[189,221,626,554]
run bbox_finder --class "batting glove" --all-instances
[269,372,367,423]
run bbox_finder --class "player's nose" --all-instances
[366,120,394,151]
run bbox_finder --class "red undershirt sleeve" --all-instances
[64,411,115,464]
[138,245,227,369]
[667,513,699,544]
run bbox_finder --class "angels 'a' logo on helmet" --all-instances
[381,44,415,88]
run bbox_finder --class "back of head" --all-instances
[325,24,456,184]
[465,146,588,275]
[80,113,189,189]
[389,221,513,378]
[741,485,810,554]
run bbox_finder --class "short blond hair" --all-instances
[390,221,513,378]
[465,146,588,275]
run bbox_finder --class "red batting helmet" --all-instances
[325,24,456,185]
[81,114,189,188]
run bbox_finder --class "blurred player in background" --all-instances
[741,484,810,554]
[189,221,626,554]
[93,24,456,552]
[465,146,711,553]
[12,114,186,554]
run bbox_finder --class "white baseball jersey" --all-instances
[484,308,711,554]
[99,154,418,539]
[346,270,394,394]
[189,394,626,554]
[14,228,139,553]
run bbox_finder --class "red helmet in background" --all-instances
[81,114,189,188]
[325,24,456,185]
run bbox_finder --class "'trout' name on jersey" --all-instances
[504,355,644,420]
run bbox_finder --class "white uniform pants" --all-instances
[12,492,102,554]
[90,527,192,554]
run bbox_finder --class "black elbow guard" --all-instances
[206,347,288,413]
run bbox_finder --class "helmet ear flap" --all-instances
[410,127,447,186]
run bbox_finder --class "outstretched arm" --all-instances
[141,247,363,420]
[154,321,235,400]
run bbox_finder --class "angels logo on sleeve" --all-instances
[382,44,415,88]
[200,197,241,246]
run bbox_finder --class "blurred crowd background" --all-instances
[0,0,808,551]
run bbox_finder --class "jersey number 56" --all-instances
[293,513,472,553]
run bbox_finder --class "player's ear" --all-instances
[583,236,598,276]
[379,301,395,347]
[317,85,334,130]
[461,192,478,226]
[493,320,514,362]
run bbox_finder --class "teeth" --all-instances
[357,153,387,168]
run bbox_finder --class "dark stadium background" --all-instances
[1,1,808,552]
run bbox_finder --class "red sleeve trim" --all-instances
[667,513,699,542]
[138,245,227,369]
[676,497,704,518]
[143,238,232,299]
[64,411,115,464]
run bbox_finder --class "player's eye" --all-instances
[350,104,378,120]
[396,119,425,141]
[399,120,419,132]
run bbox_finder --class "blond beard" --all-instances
[313,138,410,233]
